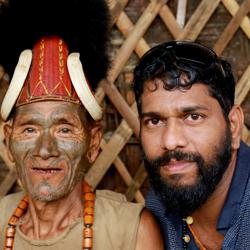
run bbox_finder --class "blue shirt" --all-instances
[146,142,250,249]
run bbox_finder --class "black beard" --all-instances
[144,125,232,217]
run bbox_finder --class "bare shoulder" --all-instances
[135,208,164,250]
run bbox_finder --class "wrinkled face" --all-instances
[140,82,229,188]
[5,101,100,202]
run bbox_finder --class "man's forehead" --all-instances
[143,78,208,92]
[141,81,219,113]
[142,80,210,98]
[13,101,85,120]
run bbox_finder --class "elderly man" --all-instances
[0,0,163,249]
[133,41,250,249]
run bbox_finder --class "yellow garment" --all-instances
[0,190,144,250]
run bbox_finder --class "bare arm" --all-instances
[135,208,164,250]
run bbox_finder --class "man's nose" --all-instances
[33,130,59,159]
[161,119,188,151]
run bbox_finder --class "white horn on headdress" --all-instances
[1,50,32,121]
[67,53,103,121]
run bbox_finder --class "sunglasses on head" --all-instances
[136,41,225,77]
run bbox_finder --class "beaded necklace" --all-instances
[182,216,193,249]
[4,180,95,250]
[182,216,207,250]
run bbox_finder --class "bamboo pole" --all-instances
[108,0,167,84]
[100,80,140,137]
[159,4,182,39]
[176,0,187,28]
[116,11,151,57]
[112,155,145,203]
[222,0,250,39]
[99,139,144,203]
[125,162,148,201]
[235,64,250,105]
[85,119,133,189]
[109,0,129,26]
[177,0,221,40]
[242,125,250,142]
[214,0,250,55]
[95,0,151,136]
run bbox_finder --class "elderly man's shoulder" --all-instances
[0,191,26,217]
[0,191,26,243]
[95,189,144,217]
[95,189,163,250]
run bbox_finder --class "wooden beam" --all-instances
[235,64,250,142]
[177,0,221,40]
[109,0,129,26]
[176,0,187,28]
[100,80,140,137]
[242,125,250,142]
[108,0,167,83]
[85,119,133,189]
[125,162,148,202]
[235,64,250,105]
[159,4,182,39]
[112,153,145,203]
[222,0,250,39]
[214,0,250,55]
[91,132,145,203]
[116,11,151,57]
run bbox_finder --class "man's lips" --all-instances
[31,167,63,175]
[160,160,196,173]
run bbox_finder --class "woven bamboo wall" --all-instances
[1,0,250,203]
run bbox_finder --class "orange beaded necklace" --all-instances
[4,180,95,250]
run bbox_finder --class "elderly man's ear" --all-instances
[87,123,103,163]
[228,105,244,150]
[3,123,15,163]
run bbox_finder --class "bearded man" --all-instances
[0,1,163,249]
[133,41,250,249]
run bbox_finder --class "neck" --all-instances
[20,182,83,240]
[191,149,237,227]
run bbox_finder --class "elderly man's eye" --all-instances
[60,128,71,133]
[24,127,35,133]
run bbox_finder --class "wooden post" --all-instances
[214,0,250,55]
[176,0,187,28]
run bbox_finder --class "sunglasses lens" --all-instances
[138,41,217,71]
[174,42,216,66]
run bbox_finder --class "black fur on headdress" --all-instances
[0,0,110,90]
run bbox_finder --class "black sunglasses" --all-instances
[136,41,225,77]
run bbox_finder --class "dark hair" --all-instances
[133,41,235,117]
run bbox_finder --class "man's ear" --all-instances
[228,105,244,150]
[87,122,103,163]
[3,123,15,163]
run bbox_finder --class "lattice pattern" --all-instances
[1,0,250,203]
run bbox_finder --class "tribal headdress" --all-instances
[0,0,110,121]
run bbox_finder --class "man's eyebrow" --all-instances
[16,120,36,126]
[14,116,42,126]
[53,117,75,125]
[141,105,209,119]
[141,112,161,119]
[181,105,209,113]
